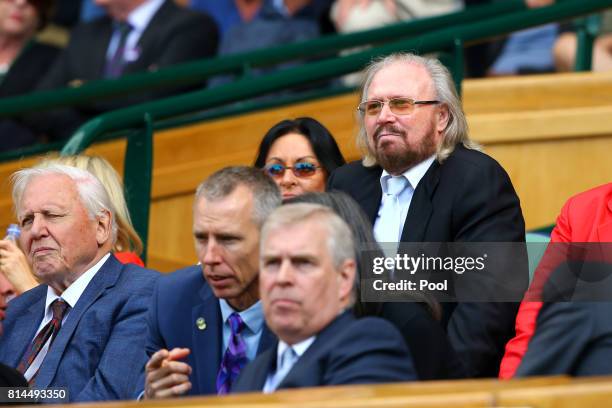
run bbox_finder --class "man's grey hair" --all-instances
[261,203,356,305]
[11,164,118,243]
[195,166,281,227]
[357,52,480,167]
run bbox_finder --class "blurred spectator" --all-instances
[0,0,60,152]
[254,117,345,200]
[31,0,218,141]
[487,1,557,76]
[189,0,265,40]
[218,0,332,55]
[331,0,461,33]
[488,24,558,76]
[210,0,332,88]
[554,11,612,72]
[80,0,106,22]
[464,0,554,77]
[330,0,461,85]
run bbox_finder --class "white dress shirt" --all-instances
[373,155,436,245]
[106,0,164,63]
[24,253,111,381]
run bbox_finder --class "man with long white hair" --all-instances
[328,53,526,377]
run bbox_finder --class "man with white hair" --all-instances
[0,164,158,401]
[328,52,526,377]
[232,203,416,392]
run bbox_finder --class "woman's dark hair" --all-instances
[253,117,346,177]
[287,191,442,321]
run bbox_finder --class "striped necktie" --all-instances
[17,299,70,377]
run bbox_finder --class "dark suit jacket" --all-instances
[516,301,612,376]
[33,0,219,140]
[142,265,276,396]
[0,41,60,152]
[0,362,27,387]
[0,255,159,402]
[232,311,417,392]
[380,302,466,380]
[328,145,527,377]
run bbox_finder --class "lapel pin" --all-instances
[196,317,207,331]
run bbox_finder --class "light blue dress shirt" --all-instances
[219,299,264,362]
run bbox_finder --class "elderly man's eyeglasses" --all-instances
[357,97,440,116]
[264,162,320,178]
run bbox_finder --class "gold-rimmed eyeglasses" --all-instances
[357,97,440,116]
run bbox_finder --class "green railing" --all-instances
[0,0,526,119]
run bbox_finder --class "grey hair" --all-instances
[261,203,356,305]
[11,164,118,243]
[357,53,480,167]
[195,166,281,227]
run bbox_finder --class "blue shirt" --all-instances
[219,299,264,361]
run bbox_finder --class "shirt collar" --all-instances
[126,0,164,33]
[276,336,316,363]
[218,298,264,335]
[45,253,111,309]
[379,155,436,194]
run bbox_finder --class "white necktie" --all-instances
[374,176,409,254]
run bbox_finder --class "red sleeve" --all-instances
[498,300,543,379]
[499,200,572,379]
[114,251,145,267]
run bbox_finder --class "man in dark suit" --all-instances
[0,164,159,401]
[515,301,612,376]
[33,0,218,140]
[141,167,281,398]
[327,53,527,377]
[233,203,416,392]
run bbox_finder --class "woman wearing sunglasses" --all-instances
[254,117,346,200]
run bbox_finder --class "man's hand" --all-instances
[144,348,192,399]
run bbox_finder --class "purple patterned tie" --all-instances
[216,312,248,394]
[17,299,70,376]
[104,21,132,78]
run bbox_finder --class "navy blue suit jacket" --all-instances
[142,266,276,396]
[516,302,612,377]
[0,255,159,402]
[232,311,417,392]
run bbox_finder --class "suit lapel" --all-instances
[126,0,172,74]
[92,19,114,78]
[278,312,353,389]
[401,160,440,242]
[35,255,123,389]
[3,288,46,366]
[353,166,383,225]
[257,325,276,355]
[247,348,277,391]
[190,284,221,395]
